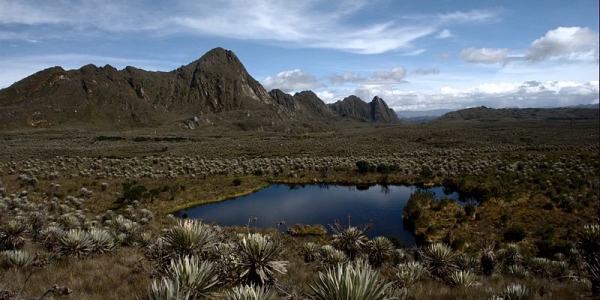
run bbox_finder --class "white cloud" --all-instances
[525,27,599,62]
[315,91,337,103]
[436,29,453,39]
[460,27,599,65]
[458,47,510,64]
[348,80,599,111]
[262,69,324,93]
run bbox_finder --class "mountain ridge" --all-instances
[0,47,399,131]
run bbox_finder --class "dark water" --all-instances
[177,184,461,246]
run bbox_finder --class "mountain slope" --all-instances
[0,48,280,130]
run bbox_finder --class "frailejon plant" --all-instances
[163,219,219,258]
[320,245,349,267]
[0,219,28,250]
[165,255,220,298]
[501,283,531,300]
[577,224,599,297]
[146,277,190,300]
[88,228,116,255]
[300,242,321,263]
[395,261,426,289]
[331,226,368,261]
[367,236,394,268]
[419,242,457,281]
[236,233,288,285]
[480,246,496,276]
[222,283,277,300]
[449,270,477,287]
[57,229,94,258]
[1,250,33,269]
[310,259,397,300]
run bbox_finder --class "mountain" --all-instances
[433,106,599,123]
[0,48,287,131]
[328,95,400,124]
[0,47,403,132]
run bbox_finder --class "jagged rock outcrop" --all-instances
[269,89,335,120]
[328,95,400,124]
[370,96,400,124]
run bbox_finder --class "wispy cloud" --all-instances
[327,67,408,85]
[0,0,499,54]
[459,47,510,64]
[412,68,440,75]
[435,29,453,39]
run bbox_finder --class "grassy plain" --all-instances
[0,118,598,299]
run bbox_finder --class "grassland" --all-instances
[0,118,598,299]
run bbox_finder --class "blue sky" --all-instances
[0,0,598,111]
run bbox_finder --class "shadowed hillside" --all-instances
[0,48,400,132]
[433,106,599,123]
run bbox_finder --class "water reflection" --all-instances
[177,184,462,246]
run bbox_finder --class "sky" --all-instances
[0,0,598,111]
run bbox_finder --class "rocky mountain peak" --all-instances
[328,95,399,124]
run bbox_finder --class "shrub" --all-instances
[355,161,374,174]
[232,178,243,186]
[504,226,527,242]
[464,203,476,216]
[419,168,433,178]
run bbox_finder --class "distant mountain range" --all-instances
[0,47,596,132]
[432,106,598,123]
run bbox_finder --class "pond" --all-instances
[177,184,464,246]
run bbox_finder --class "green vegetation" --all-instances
[0,118,597,299]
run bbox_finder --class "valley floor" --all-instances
[0,120,598,299]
